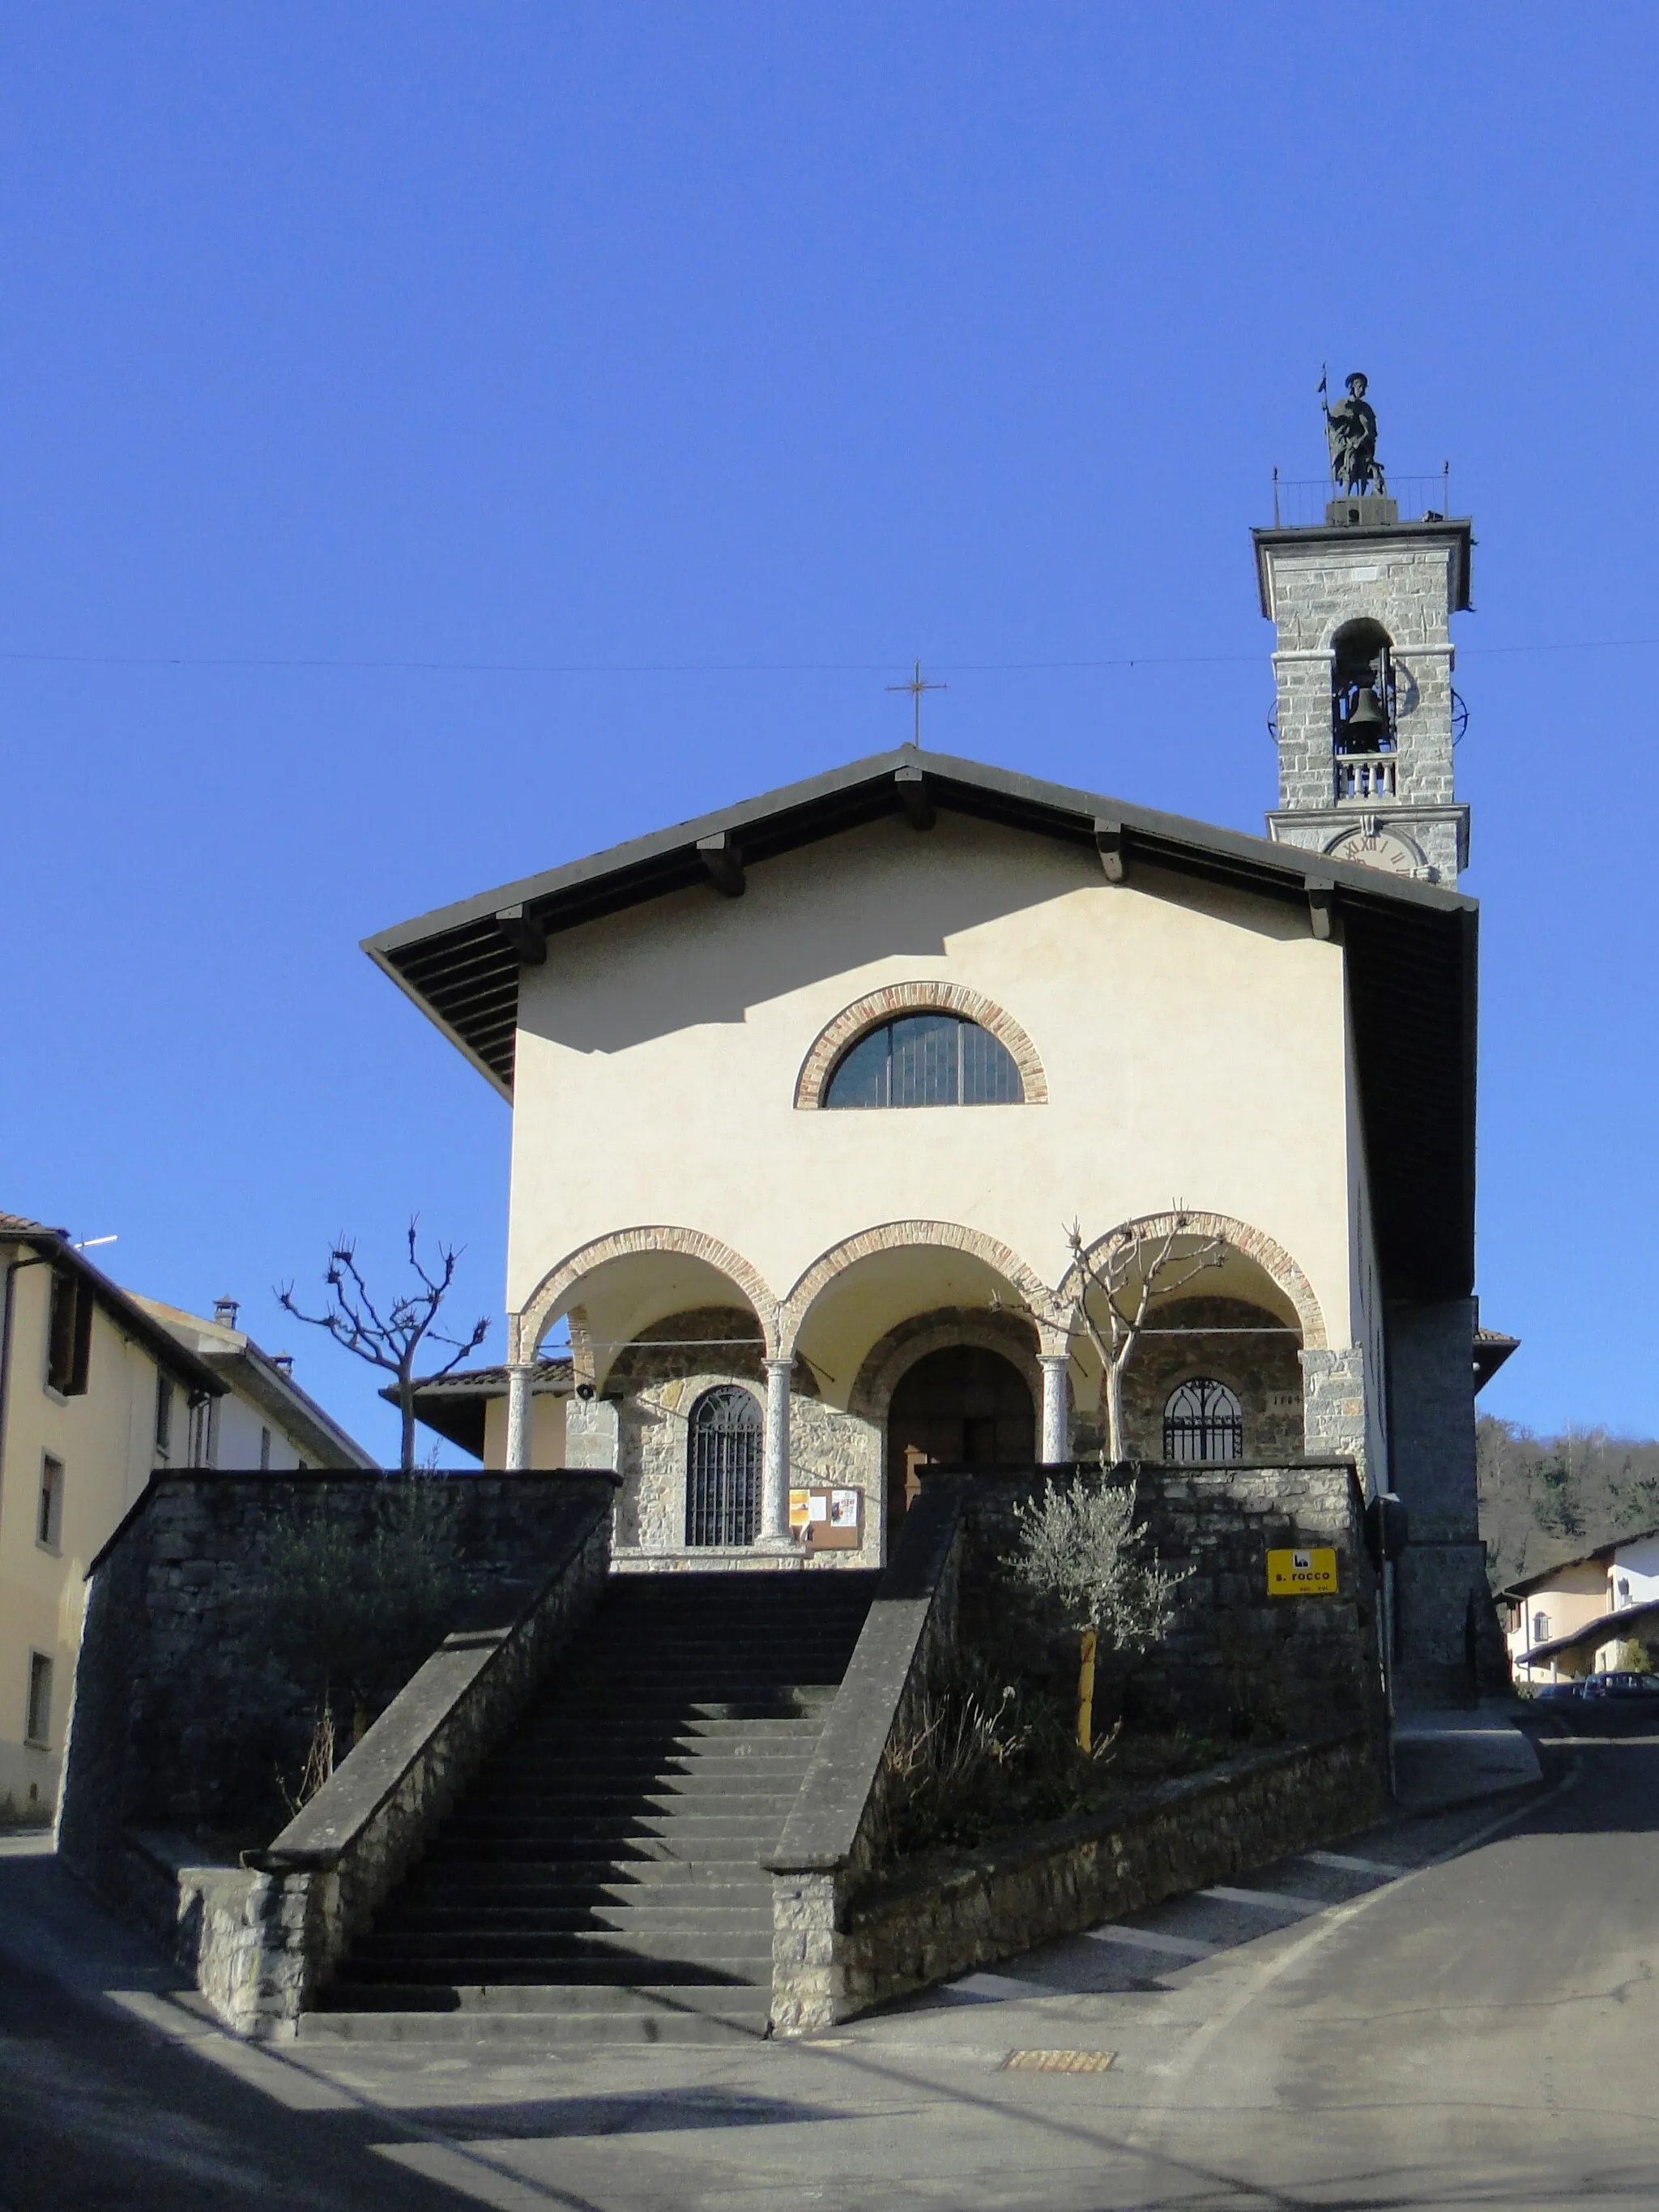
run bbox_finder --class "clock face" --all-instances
[1327,826,1420,876]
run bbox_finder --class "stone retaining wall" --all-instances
[945,1459,1384,1742]
[804,1730,1380,2031]
[58,1471,619,1928]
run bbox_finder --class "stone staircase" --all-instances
[301,1568,878,2045]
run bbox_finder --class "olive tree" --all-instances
[1005,1474,1183,1750]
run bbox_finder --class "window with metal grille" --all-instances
[824,1014,1023,1108]
[1162,1379,1244,1463]
[685,1386,763,1547]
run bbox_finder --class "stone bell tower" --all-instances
[1252,374,1472,882]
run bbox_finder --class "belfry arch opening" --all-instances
[1331,617,1397,759]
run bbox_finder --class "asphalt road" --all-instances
[2,1713,1655,2211]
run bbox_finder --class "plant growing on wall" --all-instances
[1066,1211,1227,1463]
[1005,1473,1183,1749]
[258,1477,470,1759]
[278,1220,490,1472]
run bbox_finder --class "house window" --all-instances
[155,1376,174,1461]
[189,1395,218,1469]
[1162,1379,1244,1463]
[824,1014,1023,1109]
[685,1386,762,1547]
[36,1455,63,1552]
[259,1426,272,1471]
[1618,1577,1632,1607]
[1533,1612,1550,1644]
[25,1652,52,1747]
[45,1269,92,1396]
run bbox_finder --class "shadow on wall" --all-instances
[514,815,1094,1057]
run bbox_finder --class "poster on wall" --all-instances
[788,1484,864,1549]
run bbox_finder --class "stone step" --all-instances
[311,1979,773,2021]
[448,1790,798,1819]
[400,1858,767,1890]
[384,1902,770,1935]
[348,1941,773,1977]
[425,1834,775,1864]
[300,1998,770,2045]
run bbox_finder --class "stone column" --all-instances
[757,1356,795,1548]
[505,1361,533,1471]
[1039,1354,1071,1465]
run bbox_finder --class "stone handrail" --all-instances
[228,1475,617,2036]
[766,1479,967,2035]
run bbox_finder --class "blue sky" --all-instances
[2,4,1653,1458]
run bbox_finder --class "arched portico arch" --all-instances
[781,1219,1064,1359]
[1056,1209,1326,1352]
[514,1225,782,1367]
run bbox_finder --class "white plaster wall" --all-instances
[0,1268,174,1814]
[1610,1535,1659,1610]
[506,813,1358,1353]
[481,1392,567,1471]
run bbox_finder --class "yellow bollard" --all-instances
[1077,1627,1098,1755]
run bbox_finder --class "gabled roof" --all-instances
[388,1356,574,1459]
[363,745,1479,1301]
[1473,1326,1520,1394]
[1499,1526,1659,1602]
[132,1296,377,1470]
[0,1216,224,1397]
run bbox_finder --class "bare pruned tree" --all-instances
[278,1221,490,1472]
[1067,1209,1228,1464]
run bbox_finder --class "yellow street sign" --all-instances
[1266,1546,1338,1596]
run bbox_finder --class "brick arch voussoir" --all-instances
[514,1228,782,1364]
[1056,1210,1327,1352]
[780,1219,1066,1358]
[795,982,1047,1108]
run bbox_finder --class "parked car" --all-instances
[1580,1672,1659,1702]
[1533,1681,1585,1703]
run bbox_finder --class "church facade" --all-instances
[369,483,1501,1699]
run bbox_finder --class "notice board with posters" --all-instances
[788,1485,864,1550]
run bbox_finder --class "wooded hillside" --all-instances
[1478,1416,1659,1591]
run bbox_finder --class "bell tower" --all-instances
[1253,374,1472,882]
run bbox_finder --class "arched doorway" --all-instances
[885,1345,1034,1546]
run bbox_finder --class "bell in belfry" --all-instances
[1345,683,1388,742]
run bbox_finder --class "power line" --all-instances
[0,636,1640,678]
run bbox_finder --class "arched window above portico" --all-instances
[795,983,1047,1109]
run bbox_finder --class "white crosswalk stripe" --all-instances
[1201,1884,1325,1913]
[1085,1925,1218,1958]
[1303,1849,1402,1877]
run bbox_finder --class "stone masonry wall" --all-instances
[834,1730,1378,2023]
[941,1460,1384,1744]
[609,1306,881,1567]
[1262,530,1465,882]
[57,1471,619,1890]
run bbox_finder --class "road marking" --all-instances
[1201,1885,1324,1913]
[1085,1925,1217,1958]
[1304,1849,1402,1877]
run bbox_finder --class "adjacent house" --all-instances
[132,1295,377,1474]
[1503,1531,1659,1682]
[0,1214,373,1821]
[0,1215,222,1820]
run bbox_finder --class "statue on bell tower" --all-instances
[1322,369,1386,497]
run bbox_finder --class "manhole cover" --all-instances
[1001,2049,1115,2073]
